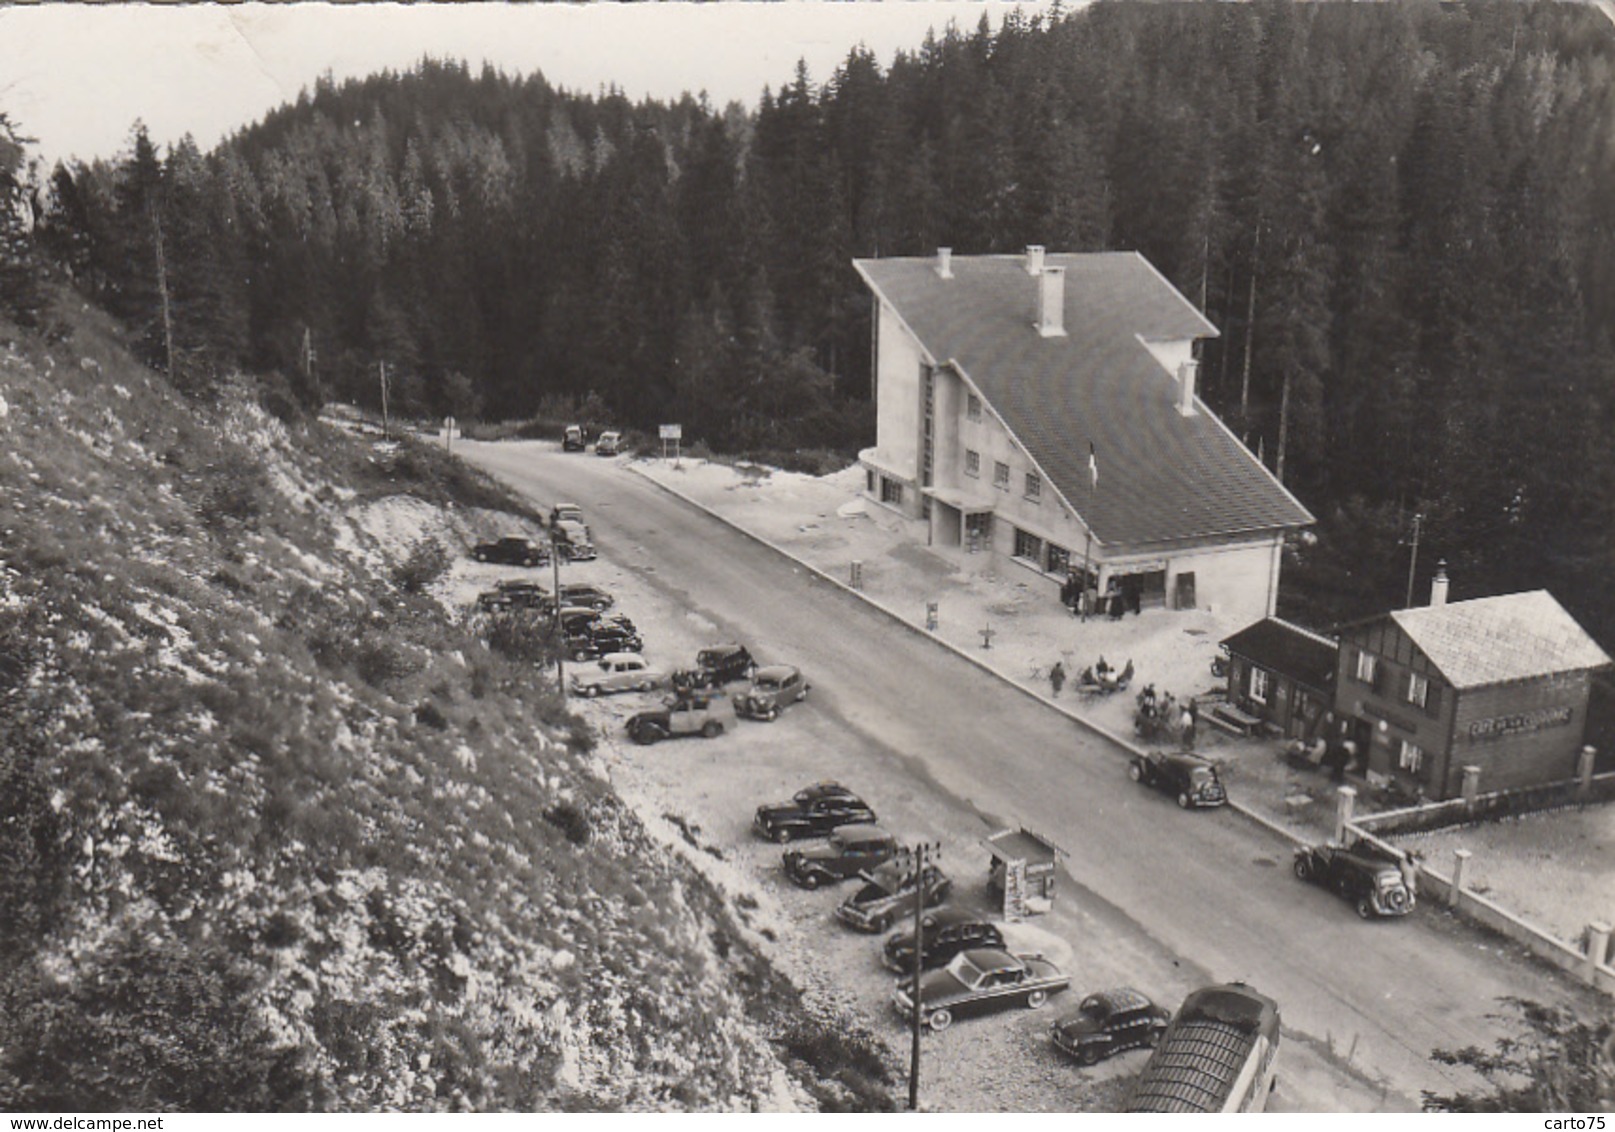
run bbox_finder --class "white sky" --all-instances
[0,1,1056,170]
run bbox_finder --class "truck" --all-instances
[1124,983,1280,1113]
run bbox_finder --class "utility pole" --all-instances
[1240,219,1261,429]
[148,199,175,382]
[378,360,390,439]
[904,839,941,1111]
[551,527,565,689]
[1404,512,1423,609]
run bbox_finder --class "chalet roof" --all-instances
[1377,591,1613,690]
[853,252,1314,548]
[1221,617,1338,691]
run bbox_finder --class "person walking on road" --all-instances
[1179,702,1197,750]
[1050,660,1066,698]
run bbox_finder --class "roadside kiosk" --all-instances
[983,827,1068,921]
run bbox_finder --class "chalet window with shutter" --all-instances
[967,394,982,422]
[1046,543,1070,576]
[994,461,1010,490]
[1406,671,1429,709]
[1355,650,1378,686]
[1399,740,1424,775]
[965,449,980,477]
[1249,667,1270,704]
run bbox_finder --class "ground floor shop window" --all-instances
[1249,667,1270,704]
[1046,543,1070,576]
[1013,527,1042,561]
[866,469,875,494]
[881,477,903,505]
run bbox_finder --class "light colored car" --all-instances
[735,664,811,721]
[570,653,664,697]
[595,431,622,456]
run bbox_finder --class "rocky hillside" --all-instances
[0,296,855,1111]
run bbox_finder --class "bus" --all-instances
[1124,982,1281,1113]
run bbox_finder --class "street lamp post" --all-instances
[904,839,941,1111]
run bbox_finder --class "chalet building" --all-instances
[1220,617,1339,741]
[852,246,1314,624]
[1333,574,1612,801]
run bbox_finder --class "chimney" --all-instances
[1430,560,1449,607]
[1024,244,1046,275]
[935,247,953,279]
[1037,267,1066,338]
[1177,358,1200,416]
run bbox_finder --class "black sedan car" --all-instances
[883,908,1006,973]
[558,583,614,611]
[753,782,877,843]
[1051,988,1172,1065]
[1127,750,1227,809]
[471,536,548,566]
[893,949,1071,1032]
[782,825,897,889]
[675,644,757,690]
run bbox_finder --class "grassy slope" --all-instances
[0,296,837,1111]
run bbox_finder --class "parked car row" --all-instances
[560,426,625,456]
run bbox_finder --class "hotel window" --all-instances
[1406,671,1429,709]
[994,461,1010,490]
[1399,740,1424,775]
[967,394,982,422]
[1355,650,1378,685]
[866,469,875,494]
[1025,473,1041,501]
[1046,543,1071,576]
[881,477,903,505]
[965,449,980,477]
[1013,528,1042,562]
[1249,667,1270,704]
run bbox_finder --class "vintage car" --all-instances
[594,431,622,456]
[473,579,551,613]
[893,949,1071,1032]
[1051,988,1173,1065]
[569,653,664,697]
[558,583,614,611]
[675,644,757,690]
[471,536,548,567]
[1293,841,1416,919]
[551,520,596,562]
[835,860,952,933]
[782,825,897,889]
[550,503,586,527]
[882,909,1006,973]
[561,426,586,452]
[734,664,811,721]
[625,692,729,745]
[564,620,643,662]
[1127,750,1227,809]
[753,782,877,843]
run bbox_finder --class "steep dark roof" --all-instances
[1221,617,1338,691]
[854,252,1314,548]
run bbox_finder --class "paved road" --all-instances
[460,440,1587,1107]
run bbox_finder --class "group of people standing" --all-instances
[1058,573,1142,620]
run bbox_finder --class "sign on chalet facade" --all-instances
[852,247,1314,625]
[1333,588,1611,801]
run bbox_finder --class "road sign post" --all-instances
[659,424,682,467]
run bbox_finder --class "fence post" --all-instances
[1579,745,1598,801]
[1334,786,1357,844]
[1460,765,1482,807]
[1449,848,1472,908]
[1586,922,1612,982]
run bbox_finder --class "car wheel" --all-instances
[1293,857,1312,881]
[1356,897,1375,920]
[1026,990,1049,1010]
[801,872,821,890]
[927,1009,953,1033]
[1128,762,1144,782]
[701,720,724,738]
[637,681,652,692]
[1076,1046,1100,1066]
[1176,792,1192,809]
[764,706,778,722]
[584,685,600,698]
[636,726,663,746]
[772,828,793,845]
